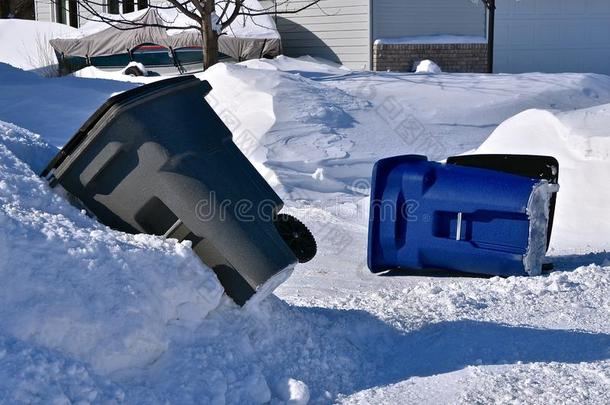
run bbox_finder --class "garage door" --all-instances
[494,0,610,74]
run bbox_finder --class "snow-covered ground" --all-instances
[1,51,610,403]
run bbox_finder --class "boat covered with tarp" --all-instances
[49,0,281,74]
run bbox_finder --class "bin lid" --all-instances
[41,75,209,179]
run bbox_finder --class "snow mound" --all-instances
[474,104,610,253]
[200,62,375,199]
[274,377,311,404]
[0,121,223,375]
[0,334,124,403]
[241,55,351,76]
[201,62,279,185]
[73,65,160,83]
[199,60,610,205]
[0,19,78,75]
[414,59,442,74]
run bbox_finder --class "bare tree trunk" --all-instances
[201,14,219,70]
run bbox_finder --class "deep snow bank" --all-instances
[200,62,386,200]
[474,104,610,253]
[198,59,610,206]
[0,19,77,74]
[0,334,124,403]
[0,121,223,375]
[73,65,161,83]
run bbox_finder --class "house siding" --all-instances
[372,0,486,40]
[33,0,104,27]
[262,0,371,70]
[34,0,52,22]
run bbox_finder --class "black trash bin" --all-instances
[42,75,316,305]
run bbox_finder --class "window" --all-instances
[123,0,134,13]
[107,0,146,14]
[54,0,78,27]
[54,0,65,24]
[107,0,119,14]
[68,0,79,27]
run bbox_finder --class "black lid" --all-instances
[41,74,210,178]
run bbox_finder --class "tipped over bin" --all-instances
[42,75,316,305]
[367,154,559,277]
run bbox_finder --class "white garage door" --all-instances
[494,0,610,74]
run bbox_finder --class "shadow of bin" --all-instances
[42,75,316,305]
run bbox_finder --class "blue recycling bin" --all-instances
[367,155,559,277]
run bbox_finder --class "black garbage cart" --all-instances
[42,75,316,305]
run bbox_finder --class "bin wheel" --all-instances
[274,214,317,263]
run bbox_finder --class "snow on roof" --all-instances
[374,35,487,45]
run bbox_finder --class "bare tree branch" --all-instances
[220,0,242,30]
[166,0,200,21]
[237,0,322,17]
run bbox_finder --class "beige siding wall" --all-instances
[34,0,53,22]
[262,0,371,70]
[34,0,102,27]
[35,0,133,27]
[372,0,485,40]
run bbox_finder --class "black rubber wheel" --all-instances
[274,214,317,263]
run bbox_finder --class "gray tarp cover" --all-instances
[49,8,281,61]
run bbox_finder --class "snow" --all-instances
[1,53,610,403]
[199,58,610,202]
[374,35,487,45]
[0,335,124,403]
[274,377,311,405]
[0,121,223,375]
[414,59,442,74]
[241,55,351,76]
[0,19,78,74]
[211,12,222,35]
[524,181,559,275]
[73,65,159,83]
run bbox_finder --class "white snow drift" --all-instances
[0,52,609,403]
[0,19,77,74]
[0,121,223,375]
